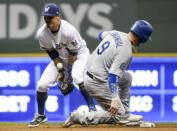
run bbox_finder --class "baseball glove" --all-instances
[58,73,74,96]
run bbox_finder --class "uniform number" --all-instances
[97,41,110,55]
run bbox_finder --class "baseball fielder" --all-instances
[28,3,96,127]
[63,20,154,127]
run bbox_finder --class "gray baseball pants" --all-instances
[72,71,132,124]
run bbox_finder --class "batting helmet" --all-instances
[42,3,62,16]
[130,20,153,43]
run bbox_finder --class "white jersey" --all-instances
[36,19,90,88]
[36,19,88,61]
[86,30,132,82]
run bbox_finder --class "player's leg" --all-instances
[84,71,135,123]
[64,72,116,127]
[118,72,132,114]
[71,50,96,111]
[28,61,58,127]
[85,71,142,124]
[118,72,143,123]
[63,108,113,128]
[85,68,129,112]
[84,72,113,110]
[64,71,142,127]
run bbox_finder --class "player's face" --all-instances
[128,32,140,46]
[132,37,140,46]
[44,16,61,32]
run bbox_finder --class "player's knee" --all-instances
[124,72,133,86]
[37,81,48,92]
[119,72,133,88]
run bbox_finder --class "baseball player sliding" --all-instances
[63,20,155,127]
[28,3,96,127]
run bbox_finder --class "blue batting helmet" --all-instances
[42,3,62,16]
[130,20,153,43]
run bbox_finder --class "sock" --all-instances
[79,83,96,111]
[37,91,48,115]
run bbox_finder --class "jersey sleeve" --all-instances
[99,30,117,41]
[98,31,110,41]
[66,28,81,53]
[109,53,131,78]
[37,33,53,51]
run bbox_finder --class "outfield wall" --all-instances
[0,0,177,53]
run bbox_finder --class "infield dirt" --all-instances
[0,123,177,131]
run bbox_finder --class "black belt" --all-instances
[86,71,94,79]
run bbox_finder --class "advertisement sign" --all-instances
[0,0,136,53]
[0,57,177,122]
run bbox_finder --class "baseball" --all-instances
[57,63,63,70]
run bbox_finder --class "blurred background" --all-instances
[0,0,177,123]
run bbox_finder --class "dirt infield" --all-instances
[0,123,177,131]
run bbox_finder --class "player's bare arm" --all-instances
[46,49,65,81]
[68,55,77,65]
[46,49,62,67]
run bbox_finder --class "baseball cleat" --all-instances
[127,114,143,122]
[119,114,143,124]
[63,112,76,128]
[28,114,47,128]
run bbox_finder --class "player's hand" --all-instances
[57,71,65,82]
[108,97,125,116]
[68,55,77,65]
[108,99,119,116]
[56,63,65,82]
